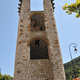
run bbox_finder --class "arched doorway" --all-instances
[30,14,45,31]
[30,39,49,59]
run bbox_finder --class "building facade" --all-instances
[14,0,66,80]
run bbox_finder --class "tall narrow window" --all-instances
[30,39,49,59]
[30,14,45,31]
[30,0,44,11]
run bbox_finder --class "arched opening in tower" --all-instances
[30,0,44,11]
[30,14,45,31]
[30,39,49,59]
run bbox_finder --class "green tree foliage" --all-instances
[64,56,80,80]
[63,0,80,18]
[0,73,13,80]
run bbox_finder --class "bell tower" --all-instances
[14,0,66,80]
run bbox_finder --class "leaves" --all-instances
[63,0,80,18]
[64,56,80,80]
[0,73,13,80]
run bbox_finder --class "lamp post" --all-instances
[69,43,77,78]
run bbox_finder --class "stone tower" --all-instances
[14,0,66,80]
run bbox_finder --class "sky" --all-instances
[0,0,80,77]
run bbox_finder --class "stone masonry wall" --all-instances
[14,0,66,80]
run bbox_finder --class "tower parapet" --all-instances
[18,0,55,14]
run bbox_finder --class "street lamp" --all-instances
[69,43,77,78]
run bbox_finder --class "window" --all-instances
[30,0,44,11]
[30,14,45,31]
[30,39,49,59]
